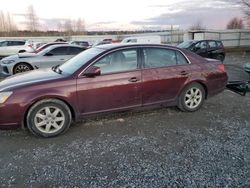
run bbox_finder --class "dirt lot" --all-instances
[0,52,250,187]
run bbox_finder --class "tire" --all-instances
[178,83,205,112]
[13,63,33,74]
[216,54,224,62]
[26,99,72,138]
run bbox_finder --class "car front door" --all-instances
[141,47,192,105]
[76,48,142,115]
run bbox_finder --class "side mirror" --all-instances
[84,66,101,77]
[45,52,53,56]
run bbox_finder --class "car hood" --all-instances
[0,68,65,92]
[18,52,38,58]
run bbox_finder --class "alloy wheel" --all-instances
[34,106,65,134]
[184,87,202,109]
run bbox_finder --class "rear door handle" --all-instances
[180,71,189,76]
[128,77,138,82]
[60,59,65,61]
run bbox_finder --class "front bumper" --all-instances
[0,103,23,129]
[0,64,12,76]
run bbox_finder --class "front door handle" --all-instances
[60,59,65,61]
[128,77,138,82]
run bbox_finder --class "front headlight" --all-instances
[0,92,13,104]
[1,60,15,64]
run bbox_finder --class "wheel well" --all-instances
[179,81,208,99]
[196,81,208,99]
[13,62,34,74]
[23,98,76,128]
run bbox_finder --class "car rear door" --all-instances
[141,47,191,105]
[76,48,142,115]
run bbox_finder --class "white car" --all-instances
[0,44,86,76]
[0,40,34,59]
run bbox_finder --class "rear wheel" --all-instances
[178,83,205,112]
[13,63,33,74]
[26,99,72,137]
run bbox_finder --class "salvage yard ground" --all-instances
[0,51,250,187]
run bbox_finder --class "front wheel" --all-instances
[26,99,72,137]
[178,83,205,112]
[13,63,32,74]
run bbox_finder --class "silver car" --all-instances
[0,44,85,76]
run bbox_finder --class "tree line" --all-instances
[0,1,250,37]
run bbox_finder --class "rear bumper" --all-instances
[207,72,228,97]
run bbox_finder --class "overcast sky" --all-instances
[1,0,243,30]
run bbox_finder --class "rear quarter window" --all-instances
[208,41,217,48]
[176,51,189,65]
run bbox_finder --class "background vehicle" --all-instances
[0,40,34,59]
[92,40,112,47]
[0,44,86,75]
[177,40,226,61]
[69,41,90,48]
[0,44,228,137]
[121,36,161,44]
[33,42,68,53]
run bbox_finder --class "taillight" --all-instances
[218,64,225,72]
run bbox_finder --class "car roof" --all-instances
[94,43,179,51]
[46,44,84,50]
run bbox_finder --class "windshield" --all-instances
[177,41,195,48]
[59,47,105,75]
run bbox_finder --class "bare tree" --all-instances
[75,18,85,33]
[63,19,73,34]
[189,20,206,30]
[0,11,6,32]
[0,11,17,32]
[227,17,244,29]
[242,0,250,26]
[26,5,39,31]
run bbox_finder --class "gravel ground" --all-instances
[0,51,250,187]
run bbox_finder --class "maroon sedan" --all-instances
[0,44,228,137]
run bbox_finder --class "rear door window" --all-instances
[176,51,189,65]
[143,48,177,68]
[208,41,217,48]
[9,41,25,46]
[195,41,207,50]
[49,47,69,55]
[68,47,84,55]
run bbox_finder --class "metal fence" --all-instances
[184,30,250,48]
[0,29,249,48]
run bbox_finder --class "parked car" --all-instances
[0,44,228,137]
[33,42,68,53]
[0,44,86,75]
[121,35,161,44]
[0,40,34,59]
[177,40,226,61]
[69,41,90,48]
[92,40,112,47]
